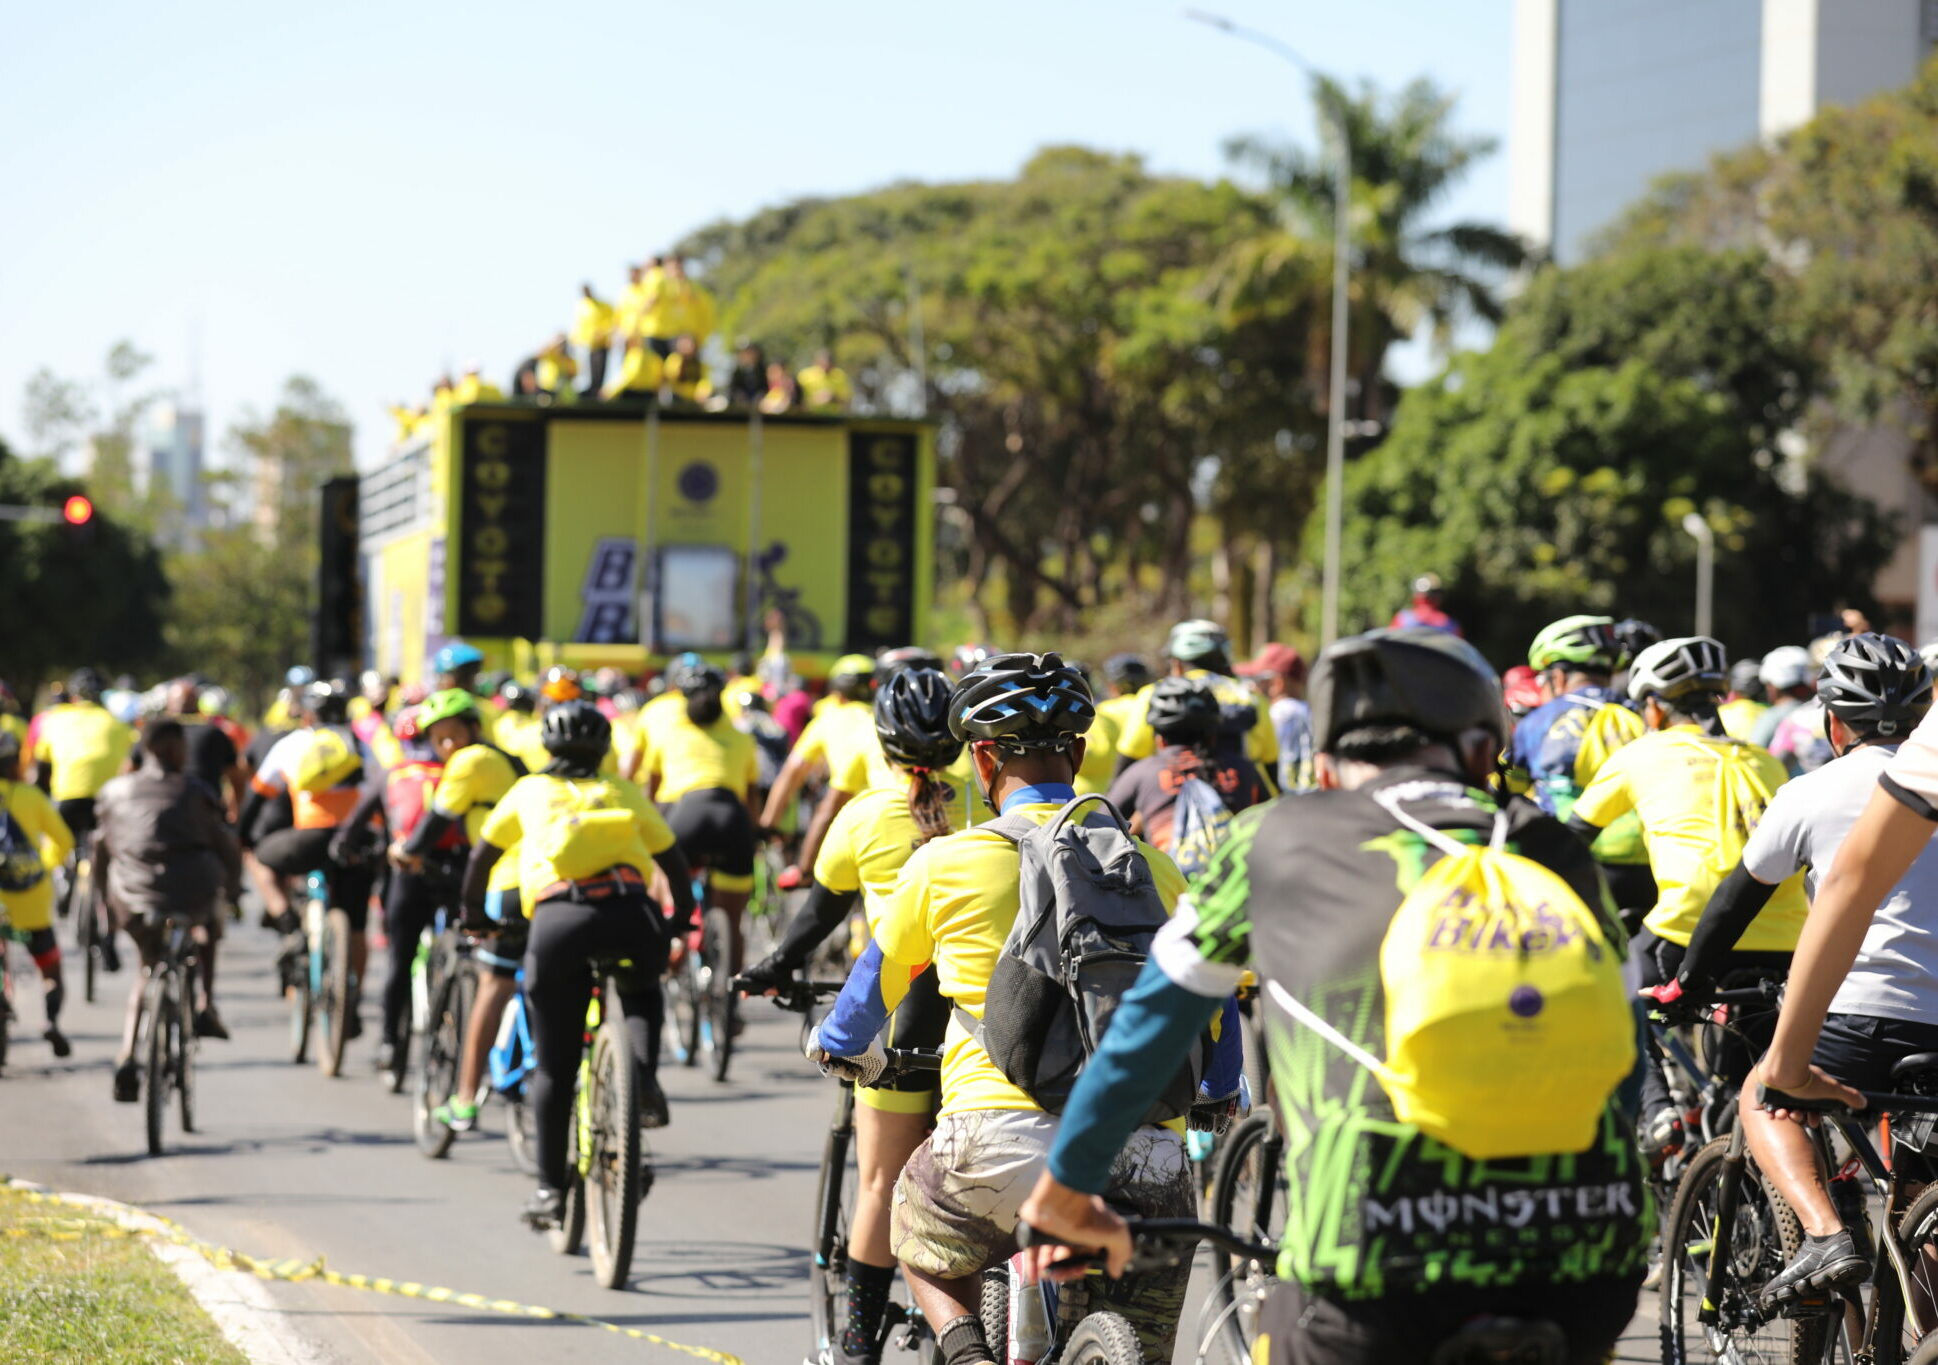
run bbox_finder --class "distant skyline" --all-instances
[0,1,1512,474]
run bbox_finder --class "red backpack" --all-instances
[385,761,462,850]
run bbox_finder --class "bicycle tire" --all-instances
[809,1090,856,1363]
[507,1097,539,1177]
[413,969,466,1159]
[1205,1110,1284,1364]
[980,1267,1010,1361]
[1659,1136,1828,1365]
[550,1110,587,1256]
[702,907,736,1083]
[143,972,170,1157]
[1910,1331,1938,1365]
[1880,1181,1938,1361]
[318,908,352,1078]
[287,936,313,1065]
[177,966,196,1135]
[1061,1310,1144,1365]
[0,946,13,1071]
[668,950,702,1067]
[586,1018,641,1289]
[76,867,97,1004]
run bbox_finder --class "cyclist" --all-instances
[1720,657,1769,740]
[759,654,881,881]
[1569,637,1808,1152]
[1107,674,1270,852]
[31,665,136,848]
[494,681,545,774]
[1015,628,1649,1365]
[1388,571,1462,634]
[96,721,241,1100]
[0,683,27,775]
[1115,620,1279,788]
[463,699,696,1224]
[639,661,760,974]
[738,666,967,1365]
[807,653,1200,1365]
[241,679,378,1040]
[0,730,76,1057]
[1069,662,1122,798]
[1237,641,1315,791]
[1750,644,1816,752]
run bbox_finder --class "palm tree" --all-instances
[1223,75,1530,426]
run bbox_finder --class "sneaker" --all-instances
[834,1340,881,1365]
[433,1098,479,1133]
[99,935,121,974]
[194,1008,229,1041]
[1760,1228,1869,1307]
[522,1186,563,1230]
[344,1012,363,1042]
[43,1025,71,1059]
[642,1078,670,1130]
[112,1059,139,1103]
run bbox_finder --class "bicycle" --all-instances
[285,869,355,1075]
[744,840,788,962]
[666,889,737,1083]
[488,984,539,1177]
[413,922,477,1159]
[136,909,200,1157]
[62,842,108,1004]
[1202,1106,1284,1362]
[1662,1063,1938,1364]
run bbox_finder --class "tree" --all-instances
[0,436,170,697]
[20,340,168,531]
[1314,246,1893,662]
[226,375,353,556]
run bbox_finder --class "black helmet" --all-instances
[1612,618,1663,669]
[1309,628,1506,754]
[499,680,536,713]
[540,698,612,760]
[874,667,962,771]
[1103,653,1153,690]
[948,652,1094,752]
[1818,633,1932,740]
[879,646,945,677]
[304,678,352,724]
[1145,675,1220,747]
[677,661,727,696]
[68,667,104,702]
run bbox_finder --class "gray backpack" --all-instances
[959,793,1206,1121]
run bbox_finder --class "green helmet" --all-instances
[419,688,480,729]
[1528,615,1621,673]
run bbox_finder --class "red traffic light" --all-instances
[62,495,93,526]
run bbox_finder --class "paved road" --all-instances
[0,904,1662,1364]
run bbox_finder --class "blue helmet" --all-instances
[285,665,316,688]
[433,641,485,675]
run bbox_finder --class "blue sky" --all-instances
[0,1,1512,473]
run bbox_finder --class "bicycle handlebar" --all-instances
[1016,1217,1276,1276]
[880,1047,943,1079]
[738,975,843,1013]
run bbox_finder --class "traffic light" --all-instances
[62,494,93,526]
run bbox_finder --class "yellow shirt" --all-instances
[606,343,664,397]
[1074,705,1122,796]
[641,712,759,803]
[813,783,966,927]
[537,352,579,399]
[32,702,136,801]
[664,351,709,403]
[615,277,653,341]
[796,365,852,411]
[453,374,503,404]
[478,773,677,911]
[1574,725,1808,949]
[0,780,73,932]
[1115,671,1278,774]
[430,743,520,843]
[571,295,615,349]
[794,699,874,775]
[872,802,1187,1116]
[1719,697,1769,742]
[495,711,548,775]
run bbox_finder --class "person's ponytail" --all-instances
[905,768,953,845]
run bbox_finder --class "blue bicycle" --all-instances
[489,981,540,1177]
[286,869,354,1077]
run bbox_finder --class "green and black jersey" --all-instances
[1182,766,1652,1299]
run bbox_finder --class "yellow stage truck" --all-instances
[352,403,935,682]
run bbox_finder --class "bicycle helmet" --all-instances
[68,667,104,702]
[540,698,611,760]
[392,706,425,745]
[829,653,877,701]
[1528,615,1622,673]
[663,651,710,694]
[879,646,945,677]
[1308,628,1507,754]
[1501,665,1545,718]
[1922,641,1938,677]
[1411,572,1445,597]
[1627,637,1730,703]
[499,680,535,713]
[1145,675,1220,747]
[433,641,485,676]
[1103,653,1154,691]
[304,678,353,724]
[1612,619,1662,669]
[948,652,1094,752]
[419,688,481,729]
[284,665,316,689]
[676,662,727,696]
[1165,619,1230,666]
[948,644,994,681]
[874,667,961,771]
[1728,658,1764,697]
[540,665,583,702]
[1817,633,1932,740]
[1759,645,1815,692]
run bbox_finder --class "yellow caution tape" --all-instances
[3,1181,744,1363]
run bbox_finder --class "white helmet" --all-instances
[1628,636,1730,703]
[1759,645,1815,692]
[1920,641,1938,677]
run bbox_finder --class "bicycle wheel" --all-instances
[0,960,11,1072]
[667,949,701,1067]
[507,1097,539,1177]
[1061,1310,1144,1365]
[318,908,352,1078]
[586,1017,641,1289]
[287,934,313,1065]
[1883,1181,1938,1360]
[702,907,736,1083]
[414,969,466,1159]
[176,967,196,1135]
[76,866,97,1004]
[980,1268,1010,1361]
[1660,1136,1828,1365]
[550,1106,587,1256]
[1205,1110,1284,1363]
[142,973,170,1156]
[809,1090,856,1362]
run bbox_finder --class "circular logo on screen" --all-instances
[1508,985,1545,1019]
[678,461,718,504]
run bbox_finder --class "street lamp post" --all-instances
[1187,9,1352,645]
[1681,511,1715,638]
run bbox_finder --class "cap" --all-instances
[1236,642,1305,681]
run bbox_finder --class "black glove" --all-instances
[458,902,496,936]
[735,951,797,996]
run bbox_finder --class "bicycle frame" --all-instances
[489,987,533,1098]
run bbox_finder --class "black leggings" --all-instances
[254,826,378,931]
[664,787,756,877]
[379,871,452,1048]
[525,894,670,1191]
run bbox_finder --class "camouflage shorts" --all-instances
[891,1109,1194,1361]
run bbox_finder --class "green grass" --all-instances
[0,1189,248,1364]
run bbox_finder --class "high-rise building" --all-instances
[1510,0,1938,263]
[141,400,208,545]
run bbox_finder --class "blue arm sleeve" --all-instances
[816,939,892,1058]
[1200,995,1245,1101]
[1047,956,1223,1195]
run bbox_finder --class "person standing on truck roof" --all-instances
[798,350,853,413]
[571,283,615,397]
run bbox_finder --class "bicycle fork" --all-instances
[1699,1127,1752,1325]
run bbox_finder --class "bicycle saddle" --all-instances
[1891,1053,1938,1091]
[1427,1316,1567,1365]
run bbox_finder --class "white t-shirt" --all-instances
[1745,742,1938,1021]
[1269,696,1315,792]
